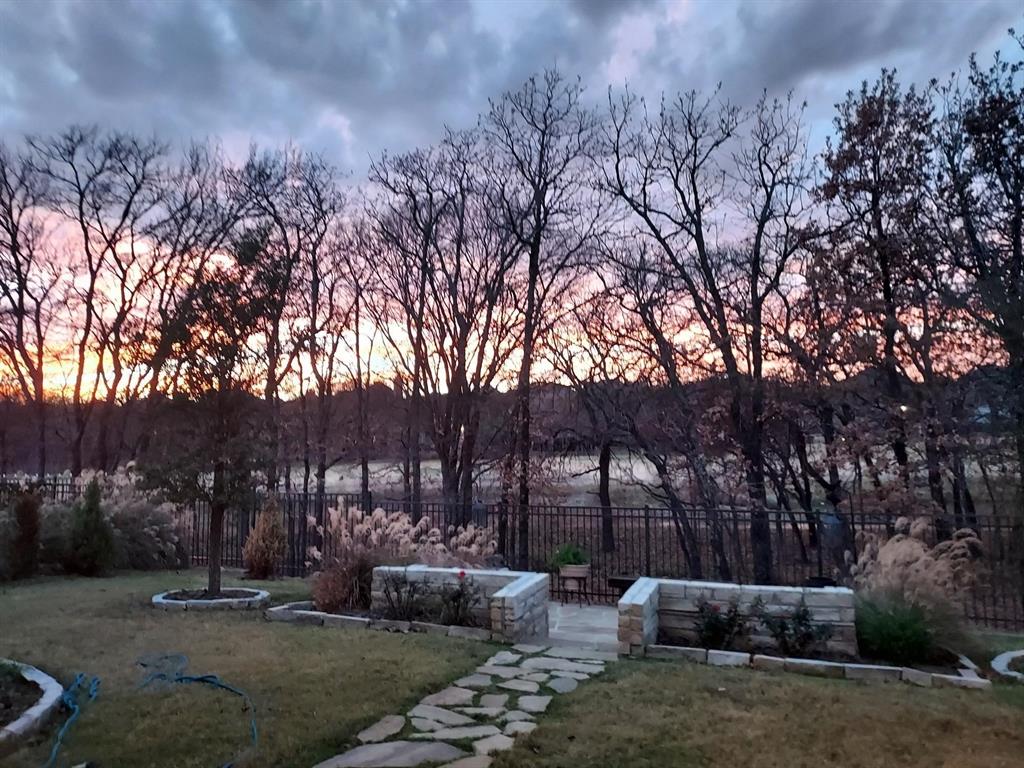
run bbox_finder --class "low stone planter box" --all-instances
[0,659,64,756]
[152,588,270,611]
[644,644,991,690]
[618,576,857,658]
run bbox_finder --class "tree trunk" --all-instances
[208,460,226,595]
[598,440,614,553]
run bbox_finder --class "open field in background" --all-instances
[0,571,491,768]
[494,659,1024,768]
[313,446,1022,514]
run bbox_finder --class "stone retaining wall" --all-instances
[618,577,857,657]
[371,566,549,643]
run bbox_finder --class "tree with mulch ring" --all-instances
[0,663,41,731]
[163,588,262,601]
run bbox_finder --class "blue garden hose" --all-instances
[136,653,259,768]
[42,672,100,768]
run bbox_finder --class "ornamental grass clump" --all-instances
[309,507,497,615]
[848,516,985,664]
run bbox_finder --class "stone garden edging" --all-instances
[643,644,992,690]
[151,588,270,611]
[0,659,64,755]
[991,650,1024,683]
[264,601,491,641]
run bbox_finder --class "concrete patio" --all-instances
[546,602,618,651]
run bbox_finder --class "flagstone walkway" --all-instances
[313,642,616,768]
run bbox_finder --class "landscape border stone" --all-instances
[151,588,269,611]
[644,644,991,690]
[264,600,501,642]
[990,650,1024,683]
[0,658,64,755]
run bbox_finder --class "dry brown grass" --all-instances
[495,658,1024,768]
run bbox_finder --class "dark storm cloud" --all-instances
[0,0,1019,169]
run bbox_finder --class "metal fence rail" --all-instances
[8,479,1023,630]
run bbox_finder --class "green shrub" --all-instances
[110,502,189,571]
[242,498,287,579]
[754,597,833,656]
[856,593,940,665]
[9,492,41,579]
[694,597,749,650]
[65,479,115,576]
[550,543,588,568]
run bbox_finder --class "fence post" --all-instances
[644,505,652,576]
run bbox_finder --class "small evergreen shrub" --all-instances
[9,492,41,579]
[855,593,936,665]
[754,597,833,656]
[243,498,287,579]
[694,597,749,650]
[110,503,189,571]
[65,479,115,576]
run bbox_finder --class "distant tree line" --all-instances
[1,31,1020,579]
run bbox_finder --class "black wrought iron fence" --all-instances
[6,478,1022,630]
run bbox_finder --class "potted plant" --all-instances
[551,543,591,582]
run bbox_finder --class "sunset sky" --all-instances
[1,0,1019,169]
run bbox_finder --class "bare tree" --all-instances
[602,88,811,583]
[27,127,165,475]
[485,70,602,567]
[0,144,59,476]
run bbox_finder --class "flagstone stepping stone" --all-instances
[479,694,508,708]
[504,721,537,736]
[357,715,406,743]
[421,687,476,706]
[411,718,445,732]
[314,740,467,767]
[440,757,494,768]
[498,679,539,693]
[412,725,501,741]
[455,707,505,718]
[518,695,551,713]
[550,670,589,680]
[521,657,603,675]
[499,710,534,722]
[454,674,492,689]
[544,647,618,662]
[512,643,547,654]
[473,733,515,756]
[517,672,549,683]
[407,705,475,726]
[485,651,522,666]
[547,676,578,694]
[476,665,522,679]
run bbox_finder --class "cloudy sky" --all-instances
[0,0,1020,170]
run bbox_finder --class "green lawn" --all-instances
[494,659,1024,768]
[0,570,491,767]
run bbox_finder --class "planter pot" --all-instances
[559,564,591,581]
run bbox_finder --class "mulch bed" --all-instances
[1010,656,1024,674]
[164,588,260,601]
[0,666,41,730]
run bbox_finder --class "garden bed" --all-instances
[151,587,270,611]
[265,600,492,640]
[991,650,1024,683]
[618,577,992,689]
[0,660,64,755]
[269,565,549,644]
